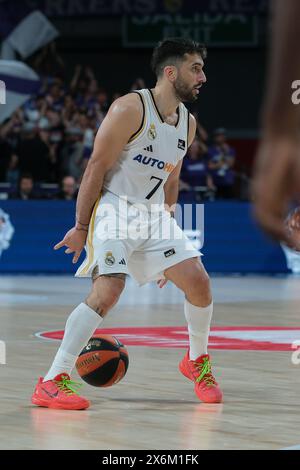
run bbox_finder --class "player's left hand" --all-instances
[54,226,87,264]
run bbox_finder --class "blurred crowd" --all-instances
[0,64,113,198]
[179,125,238,201]
[0,49,246,201]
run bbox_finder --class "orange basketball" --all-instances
[75,334,129,387]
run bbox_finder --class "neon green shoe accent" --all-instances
[195,357,216,387]
[55,375,83,395]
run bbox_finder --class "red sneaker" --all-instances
[179,351,223,403]
[31,373,90,410]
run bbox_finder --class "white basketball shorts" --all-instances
[75,191,201,285]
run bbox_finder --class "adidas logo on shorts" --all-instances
[119,258,126,265]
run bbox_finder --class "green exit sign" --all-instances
[122,14,258,48]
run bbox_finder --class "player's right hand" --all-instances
[54,226,88,264]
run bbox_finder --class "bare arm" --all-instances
[253,1,300,243]
[54,93,143,262]
[75,94,142,226]
[262,0,300,137]
[206,173,216,190]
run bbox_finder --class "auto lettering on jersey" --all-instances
[133,154,175,173]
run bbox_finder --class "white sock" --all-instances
[43,302,103,381]
[184,299,213,360]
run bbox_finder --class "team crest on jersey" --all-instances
[178,139,186,150]
[147,123,157,140]
[105,251,115,266]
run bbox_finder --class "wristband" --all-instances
[76,219,89,227]
[75,226,88,232]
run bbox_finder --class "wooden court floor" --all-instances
[0,275,300,450]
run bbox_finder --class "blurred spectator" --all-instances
[83,79,99,112]
[0,109,24,152]
[45,109,63,129]
[207,128,236,199]
[5,154,20,186]
[17,122,51,182]
[54,176,78,200]
[74,113,95,158]
[62,94,77,126]
[60,127,84,180]
[95,88,110,114]
[180,138,215,201]
[0,137,13,182]
[38,127,61,182]
[45,83,64,112]
[10,173,39,200]
[70,65,85,96]
[70,65,98,107]
[32,42,65,78]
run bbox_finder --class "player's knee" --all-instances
[105,282,125,307]
[86,280,124,316]
[185,271,212,307]
[86,290,121,316]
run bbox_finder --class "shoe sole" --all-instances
[31,396,90,410]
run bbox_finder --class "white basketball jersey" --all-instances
[103,88,189,209]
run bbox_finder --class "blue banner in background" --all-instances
[0,201,78,273]
[0,200,287,274]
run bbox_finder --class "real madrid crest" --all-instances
[105,251,115,266]
[147,123,157,140]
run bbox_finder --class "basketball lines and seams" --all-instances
[35,326,300,351]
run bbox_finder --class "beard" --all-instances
[173,76,198,103]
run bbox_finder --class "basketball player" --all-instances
[253,0,300,243]
[32,38,223,410]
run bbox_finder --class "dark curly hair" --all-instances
[151,37,207,78]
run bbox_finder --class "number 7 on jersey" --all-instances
[146,176,163,200]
